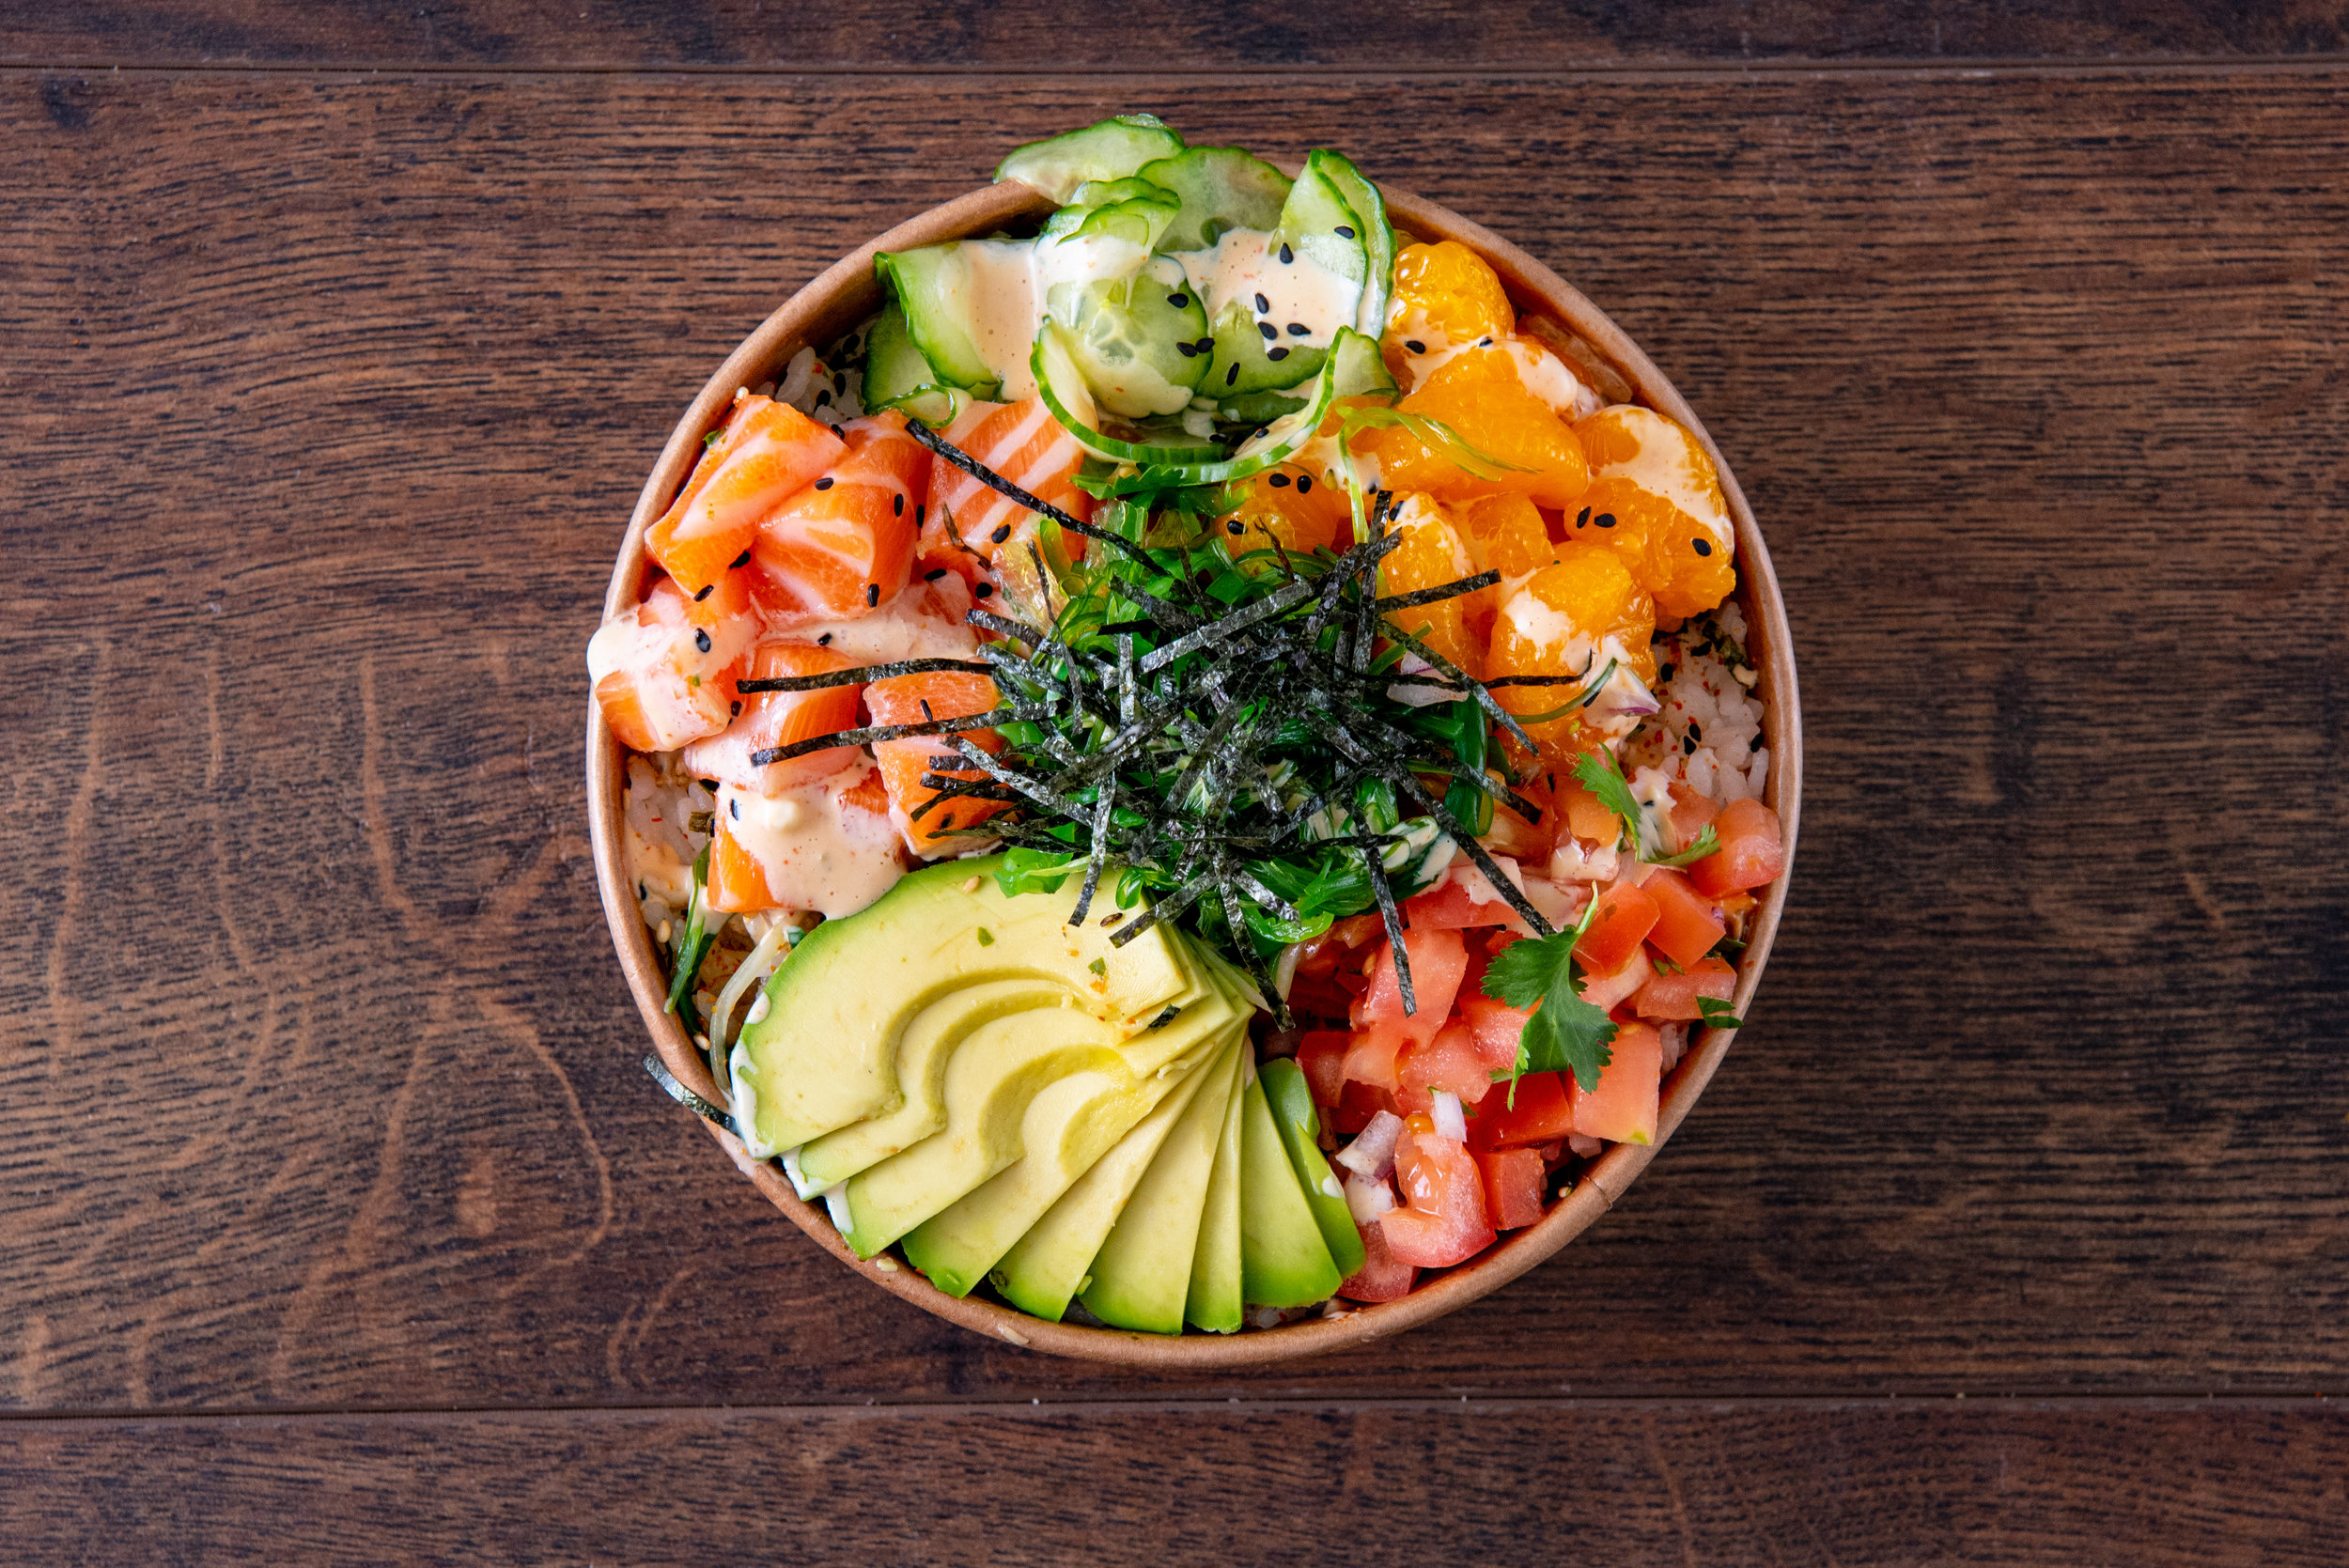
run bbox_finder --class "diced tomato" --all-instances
[680,642,863,791]
[1396,1020,1515,1111]
[1665,779,1719,853]
[1476,1147,1547,1230]
[1556,775,1620,842]
[1642,867,1728,970]
[1575,880,1660,974]
[1467,1069,1575,1150]
[1337,1220,1419,1303]
[1379,1116,1496,1269]
[1459,993,1529,1066]
[1687,796,1785,897]
[1342,928,1469,1091]
[647,396,846,597]
[1296,1031,1351,1110]
[1633,954,1735,1021]
[588,576,756,753]
[1577,942,1656,1013]
[1330,1079,1397,1137]
[1401,870,1517,931]
[1567,1020,1661,1144]
[863,670,1009,858]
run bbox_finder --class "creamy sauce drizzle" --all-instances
[716,760,906,920]
[1172,229,1360,346]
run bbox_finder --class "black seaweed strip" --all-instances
[734,657,994,693]
[641,1055,738,1137]
[1066,782,1116,927]
[1378,764,1558,939]
[1373,569,1501,613]
[1361,846,1416,1017]
[1137,576,1318,674]
[1375,616,1541,759]
[966,606,1051,644]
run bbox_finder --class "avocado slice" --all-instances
[983,1033,1230,1321]
[1237,1063,1343,1310]
[900,971,1246,1296]
[1078,1039,1246,1335]
[1183,1044,1249,1333]
[793,976,1070,1190]
[735,856,1196,1155]
[1258,1057,1368,1280]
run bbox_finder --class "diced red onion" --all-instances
[1335,1110,1404,1180]
[1432,1090,1468,1142]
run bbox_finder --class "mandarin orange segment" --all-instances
[1383,241,1515,382]
[1360,347,1590,511]
[1486,547,1657,763]
[1566,406,1735,618]
[1455,493,1555,641]
[1224,464,1351,557]
[1377,493,1482,680]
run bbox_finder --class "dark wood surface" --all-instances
[2,6,2344,1560]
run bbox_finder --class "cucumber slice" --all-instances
[997,114,1188,204]
[1272,152,1370,289]
[1206,297,1329,399]
[1052,256,1208,419]
[1040,179,1182,255]
[862,301,966,427]
[876,243,1008,396]
[1134,147,1292,255]
[1309,149,1398,336]
[1101,327,1385,492]
[1034,322,1223,464]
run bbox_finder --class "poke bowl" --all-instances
[586,116,1801,1365]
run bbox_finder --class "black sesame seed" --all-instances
[815,390,831,408]
[1286,322,1310,336]
[915,505,926,526]
[840,336,861,357]
[1688,721,1703,742]
[637,881,646,899]
[1168,293,1190,308]
[1576,507,1592,527]
[1295,475,1313,494]
[1478,337,1492,348]
[1278,243,1294,264]
[1176,341,1200,358]
[832,426,846,440]
[1227,365,1239,386]
[1268,473,1292,489]
[1406,339,1427,354]
[920,698,935,721]
[730,700,742,717]
[693,629,711,653]
[1267,347,1290,361]
[990,523,1013,544]
[924,567,948,582]
[1682,733,1697,756]
[1254,292,1270,314]
[1658,664,1675,683]
[818,632,832,644]
[730,549,752,568]
[1335,225,1356,239]
[1692,536,1713,557]
[1750,734,1764,752]
[1595,513,1618,529]
[815,476,833,491]
[1226,519,1245,535]
[692,582,713,602]
[894,493,905,516]
[730,796,741,818]
[865,582,879,606]
[1258,321,1278,341]
[974,582,994,598]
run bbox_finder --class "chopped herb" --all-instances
[1481,893,1615,1093]
[1570,748,1645,851]
[975,926,995,946]
[1696,995,1743,1029]
[1087,956,1108,976]
[1649,823,1721,868]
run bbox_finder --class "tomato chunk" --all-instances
[1379,1117,1496,1268]
[1575,880,1660,974]
[1337,1220,1419,1303]
[1687,796,1785,897]
[1396,1020,1517,1112]
[1642,867,1728,970]
[1402,872,1517,931]
[1556,774,1621,842]
[1296,1031,1350,1110]
[1343,928,1469,1091]
[1467,1069,1574,1150]
[1567,1020,1661,1144]
[1476,1148,1548,1230]
[1633,955,1736,1021]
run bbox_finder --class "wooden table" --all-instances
[4,5,2343,1560]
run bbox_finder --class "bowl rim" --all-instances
[586,177,1802,1367]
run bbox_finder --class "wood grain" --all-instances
[1,1401,2342,1563]
[1,68,2344,1416]
[7,1,2348,70]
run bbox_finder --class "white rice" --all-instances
[1622,604,1769,817]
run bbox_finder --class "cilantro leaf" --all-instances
[1696,995,1744,1029]
[1481,916,1618,1094]
[1648,822,1721,868]
[1571,748,1645,852]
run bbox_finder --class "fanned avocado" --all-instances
[733,856,1196,1155]
[1078,1038,1244,1334]
[1133,146,1292,254]
[1183,1045,1250,1332]
[1258,1057,1368,1279]
[1237,1063,1343,1309]
[983,1034,1231,1321]
[899,968,1245,1296]
[998,114,1188,204]
[794,976,1070,1190]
